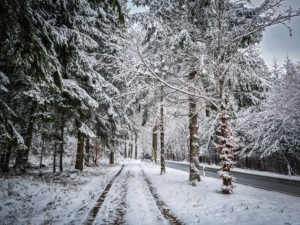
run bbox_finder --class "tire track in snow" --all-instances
[97,170,130,224]
[124,164,167,224]
[140,168,184,225]
[82,165,124,225]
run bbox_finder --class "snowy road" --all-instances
[87,162,182,225]
[148,160,300,196]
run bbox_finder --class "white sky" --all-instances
[127,0,300,67]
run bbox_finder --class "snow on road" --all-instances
[123,163,168,224]
[1,159,300,225]
[93,160,168,224]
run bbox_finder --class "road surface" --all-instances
[144,160,300,197]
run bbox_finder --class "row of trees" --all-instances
[0,0,142,173]
[124,0,300,192]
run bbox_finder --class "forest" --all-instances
[0,0,300,191]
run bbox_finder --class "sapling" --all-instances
[213,102,238,194]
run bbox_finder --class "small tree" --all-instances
[213,102,238,193]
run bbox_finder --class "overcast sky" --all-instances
[256,0,300,66]
[127,0,300,67]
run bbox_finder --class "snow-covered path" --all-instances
[92,161,173,225]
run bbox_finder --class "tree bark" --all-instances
[24,120,35,162]
[75,133,85,171]
[15,101,38,171]
[130,139,133,158]
[85,138,90,166]
[59,123,64,172]
[110,150,114,164]
[75,116,86,171]
[124,139,127,158]
[135,134,138,160]
[152,125,158,164]
[53,143,57,173]
[1,145,11,173]
[160,86,166,174]
[189,71,201,185]
[40,133,45,169]
[15,120,35,173]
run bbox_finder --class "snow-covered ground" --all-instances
[0,161,122,224]
[141,161,300,225]
[1,159,299,225]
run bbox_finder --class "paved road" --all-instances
[144,160,300,197]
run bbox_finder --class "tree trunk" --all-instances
[214,101,236,193]
[130,140,133,158]
[75,132,85,171]
[15,121,35,173]
[189,71,201,185]
[110,150,114,164]
[85,138,90,166]
[24,120,35,162]
[94,142,98,166]
[1,145,11,173]
[135,134,138,160]
[152,125,158,164]
[75,118,85,171]
[128,140,130,158]
[40,134,45,169]
[160,86,166,174]
[19,102,38,169]
[124,136,127,158]
[124,140,127,158]
[60,124,64,172]
[53,143,57,173]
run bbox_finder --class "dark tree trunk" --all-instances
[110,150,114,164]
[1,145,11,173]
[160,86,166,174]
[75,132,85,171]
[15,120,35,173]
[53,143,57,173]
[15,101,37,171]
[152,125,158,164]
[24,120,35,162]
[85,138,90,166]
[40,134,45,170]
[189,71,201,185]
[59,124,64,172]
[94,142,98,166]
[124,140,127,158]
[75,118,85,171]
[135,134,138,160]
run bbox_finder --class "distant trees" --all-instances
[237,59,300,174]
